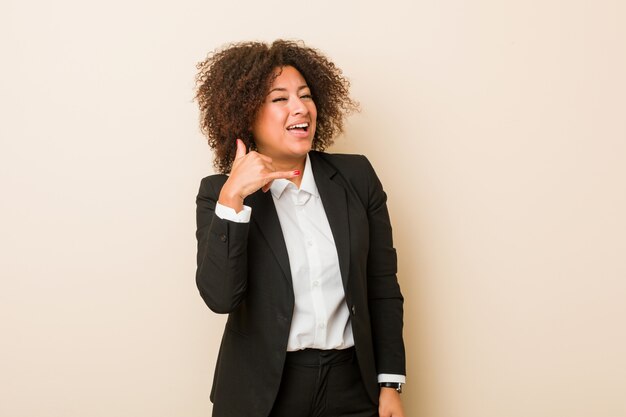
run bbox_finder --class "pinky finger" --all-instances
[267,170,301,181]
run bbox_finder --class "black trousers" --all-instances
[268,348,378,417]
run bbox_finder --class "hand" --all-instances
[379,388,405,417]
[218,139,300,212]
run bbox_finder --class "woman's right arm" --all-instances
[195,139,299,313]
[195,175,250,314]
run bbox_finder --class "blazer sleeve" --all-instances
[196,175,250,314]
[360,156,406,376]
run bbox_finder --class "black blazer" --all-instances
[196,151,405,417]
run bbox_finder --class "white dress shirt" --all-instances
[214,154,405,384]
[269,155,354,351]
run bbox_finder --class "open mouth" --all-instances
[286,122,309,132]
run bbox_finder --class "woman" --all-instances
[195,40,406,417]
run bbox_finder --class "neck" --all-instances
[259,153,307,186]
[279,157,306,188]
[273,157,306,173]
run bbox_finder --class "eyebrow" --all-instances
[268,85,310,94]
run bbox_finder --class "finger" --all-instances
[245,150,273,164]
[265,169,301,181]
[234,139,247,159]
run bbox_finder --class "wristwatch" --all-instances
[379,382,403,393]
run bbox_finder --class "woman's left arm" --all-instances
[358,156,407,416]
[360,156,406,375]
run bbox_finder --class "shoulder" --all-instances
[197,174,229,200]
[309,151,378,179]
[310,150,379,183]
[311,150,370,170]
[310,151,384,207]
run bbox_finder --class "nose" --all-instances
[291,96,308,116]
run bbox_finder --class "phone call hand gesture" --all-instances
[218,139,300,212]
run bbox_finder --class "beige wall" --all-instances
[2,0,625,416]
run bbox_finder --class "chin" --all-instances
[297,144,313,156]
[290,140,313,155]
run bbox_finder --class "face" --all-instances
[251,66,317,165]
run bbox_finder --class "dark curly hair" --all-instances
[195,39,359,173]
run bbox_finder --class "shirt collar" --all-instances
[270,154,319,199]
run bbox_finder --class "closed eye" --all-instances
[300,94,313,100]
[271,97,287,102]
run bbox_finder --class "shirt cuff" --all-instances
[215,202,252,223]
[377,374,406,384]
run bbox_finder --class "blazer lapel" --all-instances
[310,152,351,287]
[246,190,293,285]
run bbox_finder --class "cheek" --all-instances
[309,104,318,122]
[267,108,287,127]
[254,108,281,136]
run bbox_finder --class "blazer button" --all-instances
[351,305,356,315]
[219,234,227,242]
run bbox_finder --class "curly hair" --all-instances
[195,39,359,173]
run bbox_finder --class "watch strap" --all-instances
[379,382,403,393]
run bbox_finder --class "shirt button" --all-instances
[219,234,227,242]
[318,322,326,329]
[312,280,320,287]
[307,241,313,247]
[351,305,356,315]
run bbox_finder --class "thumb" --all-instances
[234,138,247,159]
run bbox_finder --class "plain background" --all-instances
[2,0,625,416]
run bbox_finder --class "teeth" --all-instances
[287,123,308,130]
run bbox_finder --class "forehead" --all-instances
[270,65,308,87]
